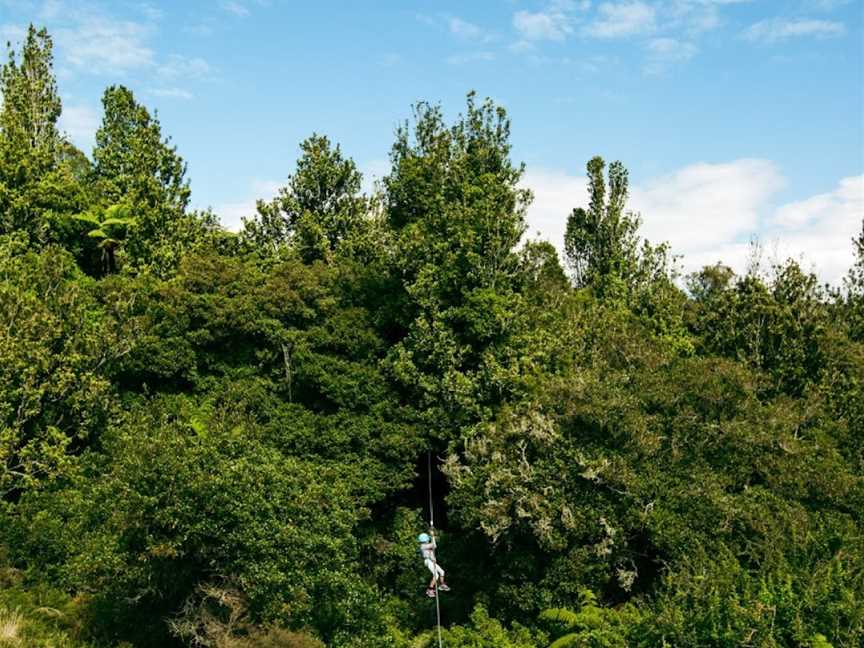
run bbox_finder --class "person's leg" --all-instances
[436,564,450,591]
[425,559,438,595]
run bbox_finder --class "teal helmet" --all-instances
[418,533,430,543]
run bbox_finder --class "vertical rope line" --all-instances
[428,451,443,648]
[434,575,443,648]
[427,451,434,528]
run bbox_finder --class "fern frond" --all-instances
[72,213,101,226]
[539,608,580,628]
[101,217,135,227]
[548,634,582,648]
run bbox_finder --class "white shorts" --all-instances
[424,558,445,579]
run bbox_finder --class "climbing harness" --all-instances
[427,450,443,648]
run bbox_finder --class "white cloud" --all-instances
[808,0,852,10]
[765,175,862,284]
[647,37,696,58]
[513,9,573,41]
[521,167,588,249]
[59,103,99,152]
[157,54,211,79]
[56,17,154,73]
[449,17,493,42]
[447,51,495,65]
[644,37,698,74]
[744,18,846,43]
[138,3,164,21]
[584,1,656,38]
[221,1,250,17]
[150,87,194,100]
[663,0,730,35]
[631,159,786,261]
[214,179,282,231]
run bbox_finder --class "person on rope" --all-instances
[418,529,450,598]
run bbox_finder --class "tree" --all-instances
[539,591,643,648]
[693,260,828,396]
[382,93,532,435]
[0,25,84,243]
[11,400,384,646]
[0,236,122,496]
[0,25,61,152]
[563,157,640,290]
[687,262,735,303]
[73,204,136,274]
[244,134,368,262]
[844,219,864,340]
[92,85,191,269]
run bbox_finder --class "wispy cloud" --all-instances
[157,54,211,80]
[513,8,574,42]
[446,51,495,65]
[644,37,697,74]
[150,87,194,100]
[743,18,846,43]
[583,1,656,38]
[221,1,250,17]
[9,2,214,90]
[138,3,163,21]
[55,17,155,73]
[448,17,494,43]
[807,0,852,10]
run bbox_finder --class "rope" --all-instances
[427,451,434,528]
[428,451,443,648]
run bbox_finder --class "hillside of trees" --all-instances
[1,26,862,648]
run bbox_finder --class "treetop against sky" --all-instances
[1,0,861,282]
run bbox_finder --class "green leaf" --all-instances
[73,213,102,227]
[101,217,135,228]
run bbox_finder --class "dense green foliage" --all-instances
[1,26,862,648]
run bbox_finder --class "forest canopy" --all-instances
[1,24,862,648]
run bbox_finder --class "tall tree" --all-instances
[244,134,367,262]
[563,156,640,290]
[0,25,83,241]
[844,220,864,341]
[0,25,61,152]
[92,85,190,268]
[382,93,532,435]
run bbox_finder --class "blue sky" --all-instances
[2,0,862,282]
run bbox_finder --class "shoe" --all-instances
[426,589,436,598]
[438,584,451,592]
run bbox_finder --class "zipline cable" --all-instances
[428,451,443,648]
[427,450,435,529]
